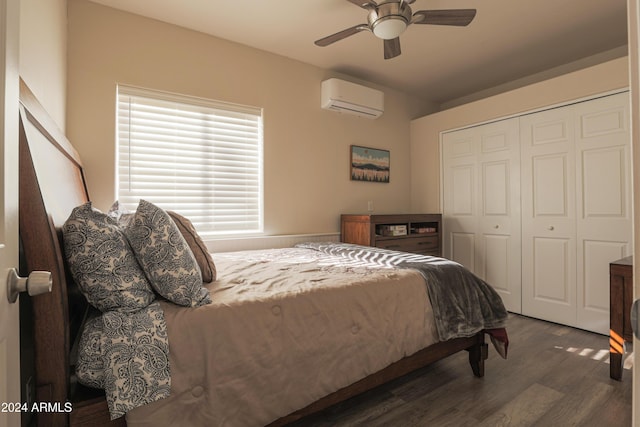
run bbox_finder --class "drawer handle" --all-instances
[386,245,401,249]
[548,226,555,231]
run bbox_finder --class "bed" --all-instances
[18,79,508,427]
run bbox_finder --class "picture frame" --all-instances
[350,145,390,183]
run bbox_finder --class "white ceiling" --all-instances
[88,0,629,106]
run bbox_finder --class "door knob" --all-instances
[6,268,52,304]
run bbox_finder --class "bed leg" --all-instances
[467,335,488,377]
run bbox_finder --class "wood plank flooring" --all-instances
[289,314,632,426]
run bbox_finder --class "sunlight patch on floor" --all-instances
[554,346,634,370]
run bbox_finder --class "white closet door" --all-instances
[574,92,631,334]
[443,126,479,273]
[442,118,521,312]
[443,92,630,332]
[520,106,577,327]
[520,92,631,333]
[477,119,521,313]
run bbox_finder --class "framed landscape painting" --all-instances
[350,145,390,183]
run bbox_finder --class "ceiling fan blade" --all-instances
[315,24,370,47]
[346,0,377,9]
[383,38,401,60]
[412,9,477,26]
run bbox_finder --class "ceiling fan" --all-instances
[314,0,477,60]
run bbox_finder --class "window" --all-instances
[117,85,263,236]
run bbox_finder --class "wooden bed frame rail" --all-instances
[269,334,487,426]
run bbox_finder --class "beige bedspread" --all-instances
[125,247,438,427]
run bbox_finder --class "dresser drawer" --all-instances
[376,235,438,254]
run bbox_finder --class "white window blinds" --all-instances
[117,86,263,236]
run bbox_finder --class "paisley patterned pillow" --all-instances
[109,201,217,284]
[101,304,171,418]
[75,314,106,389]
[75,303,171,419]
[124,200,211,307]
[62,202,155,312]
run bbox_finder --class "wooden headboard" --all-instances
[19,80,120,426]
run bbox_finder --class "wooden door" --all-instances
[520,105,578,327]
[574,92,631,334]
[442,118,521,312]
[0,0,21,426]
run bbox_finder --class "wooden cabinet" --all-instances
[341,214,442,257]
[610,256,633,381]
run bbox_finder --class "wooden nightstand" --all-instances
[610,255,633,381]
[340,214,442,257]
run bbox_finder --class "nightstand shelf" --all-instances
[341,214,442,257]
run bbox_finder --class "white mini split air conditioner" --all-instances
[320,78,384,119]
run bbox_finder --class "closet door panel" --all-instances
[579,101,626,139]
[444,166,478,270]
[450,232,476,271]
[531,154,570,217]
[451,165,475,215]
[521,107,577,326]
[582,147,626,217]
[483,234,510,296]
[477,119,521,312]
[442,118,521,312]
[532,237,573,305]
[574,92,631,334]
[482,161,509,215]
[442,128,479,274]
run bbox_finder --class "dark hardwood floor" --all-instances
[290,314,632,426]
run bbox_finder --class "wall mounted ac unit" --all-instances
[321,78,384,119]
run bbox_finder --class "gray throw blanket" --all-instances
[296,242,508,342]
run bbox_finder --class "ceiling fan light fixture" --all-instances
[372,17,407,39]
[315,1,477,60]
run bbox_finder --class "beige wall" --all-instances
[19,0,67,130]
[410,56,630,213]
[66,0,423,236]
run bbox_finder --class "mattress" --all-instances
[125,247,439,427]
